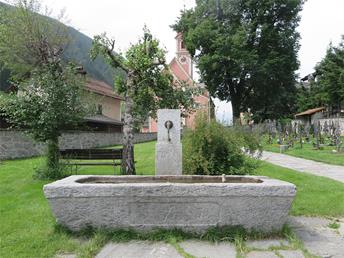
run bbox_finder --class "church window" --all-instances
[97,104,103,115]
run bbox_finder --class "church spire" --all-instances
[175,33,193,78]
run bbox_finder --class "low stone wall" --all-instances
[59,131,156,149]
[0,130,157,160]
[0,130,46,160]
[318,118,344,135]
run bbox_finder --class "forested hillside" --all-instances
[0,1,119,91]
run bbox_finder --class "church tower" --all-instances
[175,33,193,79]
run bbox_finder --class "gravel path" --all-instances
[262,151,344,183]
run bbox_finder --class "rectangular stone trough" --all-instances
[43,175,296,232]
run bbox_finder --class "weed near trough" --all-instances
[59,224,288,258]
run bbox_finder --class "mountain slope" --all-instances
[0,1,119,91]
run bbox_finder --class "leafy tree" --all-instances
[296,85,315,112]
[317,38,344,112]
[91,28,194,175]
[297,37,344,113]
[172,0,303,120]
[0,0,90,179]
[0,0,69,80]
[0,1,118,91]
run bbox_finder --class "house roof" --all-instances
[295,107,325,117]
[84,114,123,126]
[86,78,124,100]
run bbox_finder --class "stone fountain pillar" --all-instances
[155,109,182,175]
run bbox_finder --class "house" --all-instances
[141,33,213,132]
[0,77,123,132]
[295,107,325,126]
[83,78,123,132]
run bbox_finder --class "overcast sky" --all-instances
[8,0,344,123]
[39,0,344,77]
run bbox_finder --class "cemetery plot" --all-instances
[262,120,344,166]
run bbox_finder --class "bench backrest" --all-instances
[60,149,123,160]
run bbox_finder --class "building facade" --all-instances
[84,78,123,132]
[0,77,123,132]
[142,33,212,132]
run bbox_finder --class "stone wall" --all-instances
[318,118,344,135]
[293,117,344,135]
[0,130,46,160]
[0,130,157,160]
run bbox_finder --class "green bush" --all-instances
[33,162,69,180]
[231,123,262,155]
[182,114,260,175]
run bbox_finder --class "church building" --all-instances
[141,33,213,132]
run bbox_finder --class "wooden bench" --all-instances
[60,148,123,174]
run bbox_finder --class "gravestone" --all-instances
[155,109,182,175]
[280,144,289,153]
[277,122,282,144]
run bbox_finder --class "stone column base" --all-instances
[155,142,182,175]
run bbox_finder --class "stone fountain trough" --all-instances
[43,175,296,232]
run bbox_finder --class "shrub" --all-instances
[33,162,69,180]
[231,123,262,156]
[182,114,260,175]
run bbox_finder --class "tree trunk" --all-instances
[231,97,241,123]
[121,71,136,175]
[46,136,60,177]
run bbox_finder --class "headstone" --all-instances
[334,121,343,152]
[155,109,182,175]
[323,121,329,136]
[305,124,310,142]
[277,122,282,144]
[280,145,289,153]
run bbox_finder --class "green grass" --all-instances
[263,139,344,166]
[0,157,82,258]
[257,162,344,216]
[1,140,344,257]
[327,221,340,229]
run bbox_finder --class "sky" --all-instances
[22,0,344,123]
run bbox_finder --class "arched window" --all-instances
[180,40,185,49]
[97,104,103,115]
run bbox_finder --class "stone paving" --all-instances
[179,240,236,258]
[91,216,344,258]
[288,216,344,258]
[262,151,344,183]
[95,241,183,258]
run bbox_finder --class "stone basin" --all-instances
[43,175,296,232]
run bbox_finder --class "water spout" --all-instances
[164,120,173,142]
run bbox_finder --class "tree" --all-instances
[0,0,90,179]
[172,0,303,120]
[317,37,344,113]
[0,0,70,80]
[297,37,344,113]
[91,27,194,175]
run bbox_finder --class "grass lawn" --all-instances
[1,140,344,257]
[263,140,344,166]
[257,162,344,216]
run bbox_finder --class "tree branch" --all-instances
[151,57,165,66]
[106,48,128,73]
